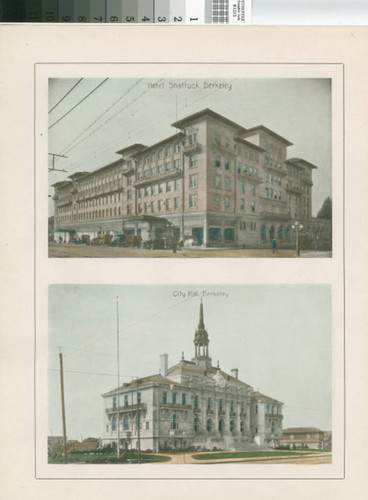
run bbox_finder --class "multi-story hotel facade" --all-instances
[101,301,283,453]
[52,108,330,248]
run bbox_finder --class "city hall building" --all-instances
[52,108,329,247]
[101,302,283,452]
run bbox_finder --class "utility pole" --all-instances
[48,153,68,173]
[136,378,141,464]
[59,350,67,464]
[116,297,120,458]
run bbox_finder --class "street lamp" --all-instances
[291,221,303,256]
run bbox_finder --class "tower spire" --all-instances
[192,300,212,370]
[199,298,205,329]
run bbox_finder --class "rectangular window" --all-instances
[215,155,221,168]
[127,190,132,200]
[189,133,197,144]
[237,162,241,174]
[218,399,223,411]
[166,199,171,210]
[189,174,198,188]
[241,181,245,194]
[144,187,149,197]
[158,164,164,174]
[158,200,162,211]
[151,167,157,176]
[189,194,198,207]
[127,205,131,214]
[251,184,255,196]
[225,176,230,189]
[224,196,230,209]
[251,201,255,212]
[215,194,220,207]
[175,179,180,191]
[215,175,221,189]
[182,393,186,405]
[151,185,156,196]
[243,163,247,173]
[172,392,177,404]
[166,181,171,192]
[124,395,128,407]
[190,155,198,168]
[166,146,172,156]
[137,392,141,404]
[240,198,245,209]
[174,197,180,209]
[159,183,163,194]
[113,396,117,408]
[194,395,198,409]
[151,201,155,212]
[174,143,181,153]
[163,392,167,403]
[138,203,142,213]
[174,159,180,170]
[207,398,211,410]
[144,202,149,213]
[225,160,230,170]
[158,150,163,159]
[165,162,171,172]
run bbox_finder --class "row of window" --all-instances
[236,163,258,177]
[265,173,282,185]
[239,221,257,231]
[265,188,282,200]
[137,160,181,180]
[162,392,247,414]
[265,156,283,169]
[137,194,198,213]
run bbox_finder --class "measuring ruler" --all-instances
[6,1,250,24]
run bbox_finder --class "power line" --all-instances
[57,79,143,158]
[60,79,163,156]
[48,78,83,114]
[49,78,110,130]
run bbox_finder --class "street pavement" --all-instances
[49,244,331,259]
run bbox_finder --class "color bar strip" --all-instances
[106,0,122,22]
[74,0,90,22]
[42,0,58,22]
[90,0,106,22]
[155,0,170,23]
[186,0,205,23]
[26,0,42,22]
[169,0,186,23]
[137,0,154,23]
[58,0,74,22]
[122,0,137,23]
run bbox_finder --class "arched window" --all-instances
[269,225,275,241]
[194,417,199,432]
[123,415,130,431]
[261,225,267,243]
[278,226,283,240]
[240,421,245,434]
[206,419,213,432]
[230,420,235,433]
[171,413,178,430]
[218,419,224,435]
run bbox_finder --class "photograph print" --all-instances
[48,76,332,258]
[45,284,334,475]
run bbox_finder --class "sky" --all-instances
[48,284,331,441]
[48,77,331,216]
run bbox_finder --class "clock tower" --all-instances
[192,300,212,371]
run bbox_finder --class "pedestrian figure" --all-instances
[271,238,277,254]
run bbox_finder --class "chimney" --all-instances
[231,368,239,380]
[160,353,168,376]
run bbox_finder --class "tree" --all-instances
[317,196,332,219]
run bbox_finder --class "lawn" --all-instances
[193,450,324,461]
[49,452,171,464]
